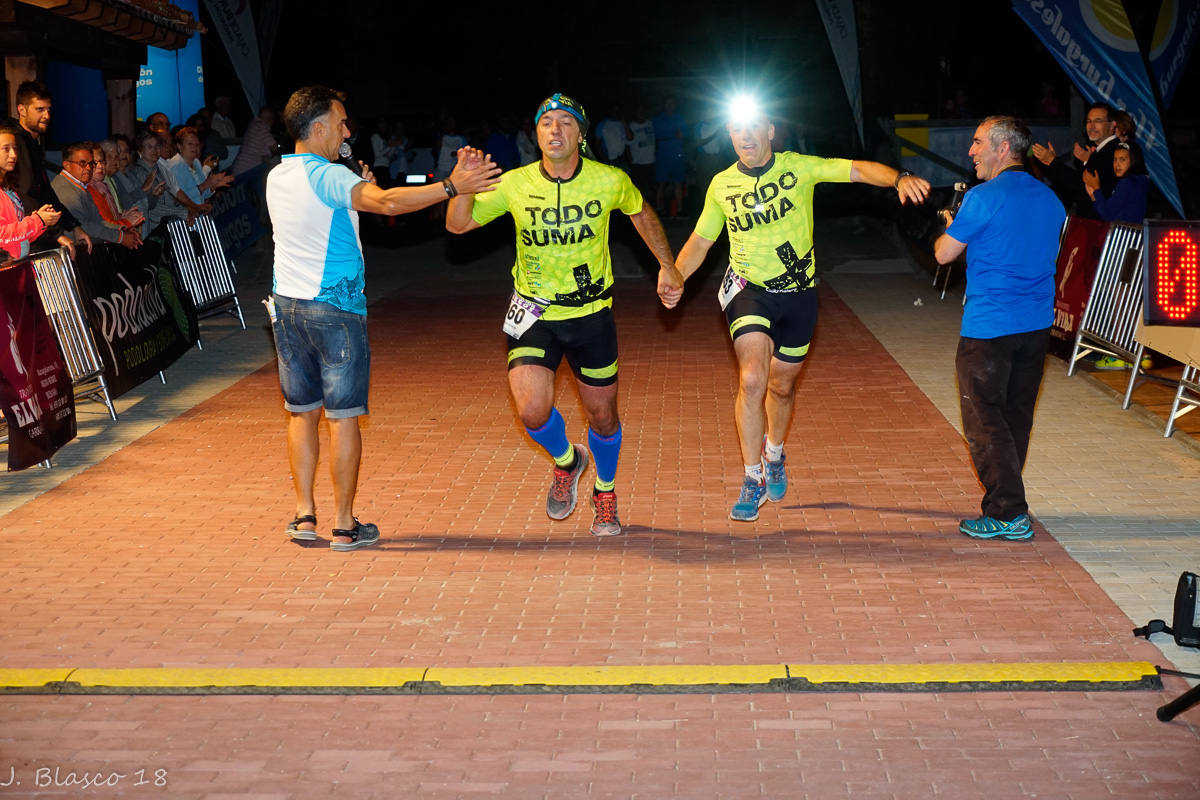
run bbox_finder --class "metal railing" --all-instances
[166,215,245,349]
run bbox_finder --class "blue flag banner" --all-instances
[1150,0,1200,109]
[1012,0,1184,216]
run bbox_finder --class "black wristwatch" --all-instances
[894,169,913,188]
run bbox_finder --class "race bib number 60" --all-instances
[502,292,545,338]
[718,264,748,310]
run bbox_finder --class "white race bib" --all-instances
[502,292,546,338]
[718,265,748,310]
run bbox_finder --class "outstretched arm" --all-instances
[358,147,500,218]
[849,160,931,205]
[628,201,682,307]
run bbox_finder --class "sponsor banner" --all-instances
[1012,0,1184,216]
[70,241,199,398]
[0,261,77,471]
[815,0,864,147]
[203,0,267,116]
[210,164,269,260]
[1150,0,1200,109]
[1052,216,1111,347]
[136,0,205,125]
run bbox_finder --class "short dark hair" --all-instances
[982,116,1032,158]
[283,85,346,141]
[15,81,51,108]
[1086,101,1114,120]
[63,141,95,163]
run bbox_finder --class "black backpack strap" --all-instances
[1133,619,1173,639]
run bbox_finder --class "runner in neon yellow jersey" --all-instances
[664,102,931,522]
[447,93,681,537]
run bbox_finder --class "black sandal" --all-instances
[329,519,380,551]
[285,514,318,541]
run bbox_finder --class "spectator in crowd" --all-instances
[165,125,233,224]
[595,104,630,167]
[9,81,89,256]
[627,102,655,196]
[1031,101,1118,218]
[188,111,228,165]
[118,130,171,232]
[112,133,133,173]
[1037,81,1061,117]
[435,115,466,180]
[1084,141,1149,225]
[365,118,390,185]
[653,96,686,217]
[89,143,143,229]
[210,95,237,141]
[230,106,280,176]
[1086,141,1153,372]
[692,110,726,186]
[52,141,141,249]
[485,117,520,172]
[515,118,537,165]
[147,112,176,158]
[387,120,410,183]
[0,122,62,260]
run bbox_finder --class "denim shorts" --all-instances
[271,294,370,418]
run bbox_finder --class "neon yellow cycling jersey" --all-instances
[694,151,853,290]
[472,158,644,321]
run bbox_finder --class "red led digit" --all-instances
[1156,229,1199,321]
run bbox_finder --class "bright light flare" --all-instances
[727,93,762,125]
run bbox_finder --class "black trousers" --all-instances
[955,329,1049,521]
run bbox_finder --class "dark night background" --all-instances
[196,1,1196,150]
[186,0,1195,217]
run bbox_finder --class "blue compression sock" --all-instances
[526,408,573,464]
[588,425,622,491]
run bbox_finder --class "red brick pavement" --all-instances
[1,276,1197,798]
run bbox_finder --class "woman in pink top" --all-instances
[0,123,61,260]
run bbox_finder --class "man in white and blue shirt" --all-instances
[267,85,499,552]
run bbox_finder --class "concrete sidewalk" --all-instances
[1,216,1197,798]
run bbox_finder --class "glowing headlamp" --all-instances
[727,93,763,125]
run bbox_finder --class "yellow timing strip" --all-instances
[0,662,1158,693]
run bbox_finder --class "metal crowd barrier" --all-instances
[30,247,118,420]
[1066,222,1147,408]
[166,215,246,349]
[1165,365,1199,438]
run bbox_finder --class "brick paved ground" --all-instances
[1,219,1197,799]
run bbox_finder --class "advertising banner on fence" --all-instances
[1012,0,1184,216]
[211,163,269,260]
[0,262,77,471]
[70,242,199,398]
[1052,216,1112,352]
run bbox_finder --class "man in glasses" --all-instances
[51,142,142,249]
[1031,101,1119,218]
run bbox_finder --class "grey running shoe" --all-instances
[547,444,589,520]
[590,490,622,537]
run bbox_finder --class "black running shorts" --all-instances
[723,282,818,363]
[506,307,619,386]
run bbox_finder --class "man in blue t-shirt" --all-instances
[267,85,499,551]
[934,115,1066,542]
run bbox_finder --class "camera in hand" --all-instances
[938,181,968,225]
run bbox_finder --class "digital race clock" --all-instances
[1143,220,1200,327]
